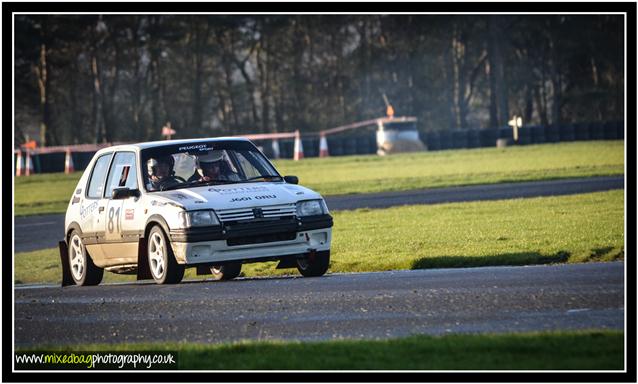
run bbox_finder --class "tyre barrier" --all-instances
[479,129,499,148]
[616,121,624,140]
[357,135,377,155]
[560,124,576,141]
[603,121,618,140]
[16,121,624,173]
[518,126,532,145]
[342,137,358,155]
[302,139,318,158]
[467,130,480,148]
[545,125,561,143]
[425,131,441,151]
[590,122,605,140]
[574,123,590,141]
[279,141,294,159]
[529,125,546,144]
[498,127,514,141]
[438,131,453,150]
[451,130,468,149]
[328,137,344,156]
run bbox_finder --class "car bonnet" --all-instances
[151,182,322,211]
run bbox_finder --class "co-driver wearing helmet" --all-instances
[146,155,181,191]
[187,150,240,183]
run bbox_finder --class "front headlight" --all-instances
[179,210,220,227]
[296,199,328,217]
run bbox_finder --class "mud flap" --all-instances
[59,240,75,287]
[136,237,153,280]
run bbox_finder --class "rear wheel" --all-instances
[148,225,184,284]
[210,262,242,281]
[68,230,103,286]
[296,250,330,277]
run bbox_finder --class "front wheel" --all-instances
[148,225,184,284]
[210,262,242,281]
[68,230,103,286]
[296,250,330,277]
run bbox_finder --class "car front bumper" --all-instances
[169,215,333,265]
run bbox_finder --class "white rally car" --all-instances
[60,138,333,285]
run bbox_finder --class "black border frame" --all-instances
[3,2,636,382]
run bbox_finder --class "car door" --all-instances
[101,151,141,265]
[82,152,114,266]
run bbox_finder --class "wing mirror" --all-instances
[112,187,141,200]
[283,175,298,185]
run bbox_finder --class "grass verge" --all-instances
[13,141,624,216]
[15,330,624,370]
[14,190,623,284]
[274,140,624,196]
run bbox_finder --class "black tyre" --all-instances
[210,262,242,281]
[296,250,330,277]
[148,225,184,284]
[68,230,104,286]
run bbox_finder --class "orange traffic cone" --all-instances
[25,150,34,176]
[319,134,329,158]
[271,139,280,159]
[293,130,304,161]
[65,148,75,174]
[16,150,24,176]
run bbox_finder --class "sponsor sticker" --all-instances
[229,195,277,203]
[209,186,269,195]
[178,144,210,152]
[80,201,98,219]
[125,209,135,220]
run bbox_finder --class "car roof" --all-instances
[94,137,252,155]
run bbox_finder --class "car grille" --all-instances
[216,203,296,224]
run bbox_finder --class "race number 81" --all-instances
[108,207,121,233]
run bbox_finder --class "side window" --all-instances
[105,152,138,198]
[87,154,113,199]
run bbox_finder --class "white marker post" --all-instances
[508,116,523,143]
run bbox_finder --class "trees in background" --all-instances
[14,14,624,146]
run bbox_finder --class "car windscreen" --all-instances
[141,140,282,192]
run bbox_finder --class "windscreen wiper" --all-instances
[160,179,239,191]
[244,175,283,182]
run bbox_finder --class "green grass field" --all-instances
[15,330,623,370]
[13,141,624,216]
[14,190,623,284]
[275,140,624,195]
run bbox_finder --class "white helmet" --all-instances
[197,150,224,167]
[147,155,174,176]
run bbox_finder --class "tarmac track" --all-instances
[14,262,624,347]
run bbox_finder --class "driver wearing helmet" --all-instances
[146,155,181,191]
[188,150,240,183]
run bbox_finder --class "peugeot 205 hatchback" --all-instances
[60,138,333,286]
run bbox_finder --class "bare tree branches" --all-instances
[14,15,624,146]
